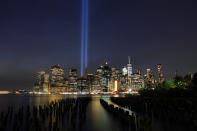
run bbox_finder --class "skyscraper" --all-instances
[50,65,67,93]
[50,65,65,86]
[68,69,78,91]
[81,0,89,76]
[157,64,165,83]
[145,68,155,88]
[34,71,50,93]
[127,56,132,77]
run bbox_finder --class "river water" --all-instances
[0,94,188,131]
[0,94,128,131]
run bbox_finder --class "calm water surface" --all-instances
[0,94,188,131]
[0,94,128,131]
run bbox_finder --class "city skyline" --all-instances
[0,1,197,131]
[0,0,197,90]
[33,60,163,94]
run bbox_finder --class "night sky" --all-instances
[0,0,197,90]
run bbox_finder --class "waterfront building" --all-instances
[77,78,88,92]
[50,65,67,92]
[96,62,112,92]
[34,71,50,93]
[102,62,112,91]
[91,74,102,93]
[33,60,166,93]
[68,68,78,91]
[50,65,64,85]
[86,74,94,92]
[42,73,50,92]
[110,67,119,92]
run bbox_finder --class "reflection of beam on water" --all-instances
[85,96,126,131]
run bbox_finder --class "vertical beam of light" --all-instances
[81,31,84,76]
[81,0,85,76]
[81,0,88,76]
[85,0,88,69]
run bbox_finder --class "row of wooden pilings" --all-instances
[100,98,152,131]
[0,97,91,131]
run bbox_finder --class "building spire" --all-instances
[127,56,132,76]
[128,56,131,64]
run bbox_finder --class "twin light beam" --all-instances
[81,0,88,76]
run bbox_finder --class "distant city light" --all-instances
[114,80,118,92]
[33,59,165,95]
[0,91,10,94]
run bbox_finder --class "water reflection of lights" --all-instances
[102,96,136,116]
[0,91,10,94]
[86,95,125,131]
[32,95,65,106]
[101,96,138,131]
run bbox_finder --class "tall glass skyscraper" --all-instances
[127,56,132,77]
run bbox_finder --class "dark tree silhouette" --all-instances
[192,73,197,88]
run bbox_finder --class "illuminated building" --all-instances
[34,71,50,93]
[127,56,132,77]
[146,69,155,83]
[50,65,67,92]
[68,69,78,91]
[130,73,144,91]
[119,57,133,91]
[34,71,44,92]
[86,74,94,92]
[111,67,119,92]
[145,68,156,88]
[120,75,128,91]
[90,74,101,92]
[122,66,128,76]
[96,62,112,92]
[43,73,50,92]
[111,67,116,78]
[90,67,104,92]
[102,62,112,91]
[97,66,104,76]
[33,59,166,93]
[114,80,118,92]
[146,69,151,79]
[77,78,88,92]
[50,65,64,84]
[157,64,165,83]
